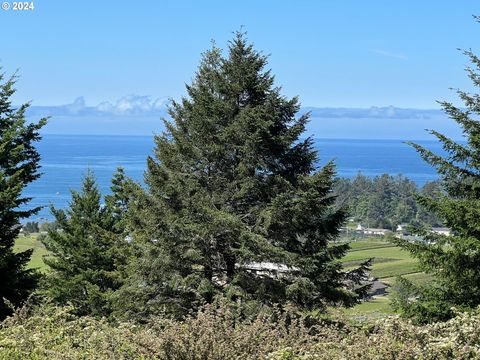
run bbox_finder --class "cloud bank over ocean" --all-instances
[24,96,460,140]
[26,95,170,117]
[27,96,444,119]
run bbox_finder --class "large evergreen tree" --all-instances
[394,25,480,322]
[42,172,126,317]
[118,33,369,319]
[105,167,132,234]
[0,71,46,319]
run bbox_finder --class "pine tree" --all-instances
[118,33,369,319]
[0,71,46,319]
[42,172,124,317]
[394,23,480,322]
[105,167,131,234]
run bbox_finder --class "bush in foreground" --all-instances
[1,301,480,359]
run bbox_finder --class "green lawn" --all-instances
[348,239,397,251]
[382,271,433,286]
[339,296,395,319]
[333,238,428,319]
[14,234,49,272]
[342,239,419,279]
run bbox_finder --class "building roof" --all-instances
[432,227,451,232]
[363,228,392,232]
[244,262,299,273]
[370,280,389,292]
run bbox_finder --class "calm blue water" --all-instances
[25,135,442,221]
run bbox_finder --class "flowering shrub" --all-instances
[1,302,480,359]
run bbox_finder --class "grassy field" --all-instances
[13,234,49,272]
[343,246,419,278]
[342,238,420,279]
[382,271,432,286]
[333,237,428,318]
[331,295,395,320]
[348,239,396,251]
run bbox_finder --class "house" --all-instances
[431,227,452,236]
[369,280,389,296]
[396,234,424,242]
[362,228,392,236]
[244,262,298,274]
[396,223,410,232]
[355,224,392,236]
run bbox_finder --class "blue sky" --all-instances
[0,0,478,108]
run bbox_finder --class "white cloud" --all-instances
[95,95,169,115]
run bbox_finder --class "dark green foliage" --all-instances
[335,173,443,230]
[42,172,127,317]
[416,181,444,226]
[391,276,456,324]
[394,26,480,323]
[105,167,131,234]
[0,71,46,319]
[117,33,369,319]
[22,222,39,234]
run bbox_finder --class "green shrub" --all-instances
[2,301,480,359]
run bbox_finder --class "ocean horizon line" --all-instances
[37,133,461,143]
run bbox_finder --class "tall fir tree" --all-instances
[394,22,480,323]
[42,172,126,317]
[118,33,369,319]
[0,71,46,319]
[105,167,131,234]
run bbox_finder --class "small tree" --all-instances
[394,20,480,322]
[118,33,370,319]
[23,221,39,235]
[0,71,46,319]
[105,167,132,234]
[42,172,125,317]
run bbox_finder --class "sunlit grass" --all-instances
[14,234,49,272]
[336,237,426,318]
[342,239,419,278]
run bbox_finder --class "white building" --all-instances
[355,224,392,236]
[363,228,392,236]
[431,227,452,236]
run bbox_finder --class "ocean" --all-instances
[25,135,443,221]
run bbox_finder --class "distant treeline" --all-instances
[27,174,444,234]
[335,173,442,230]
